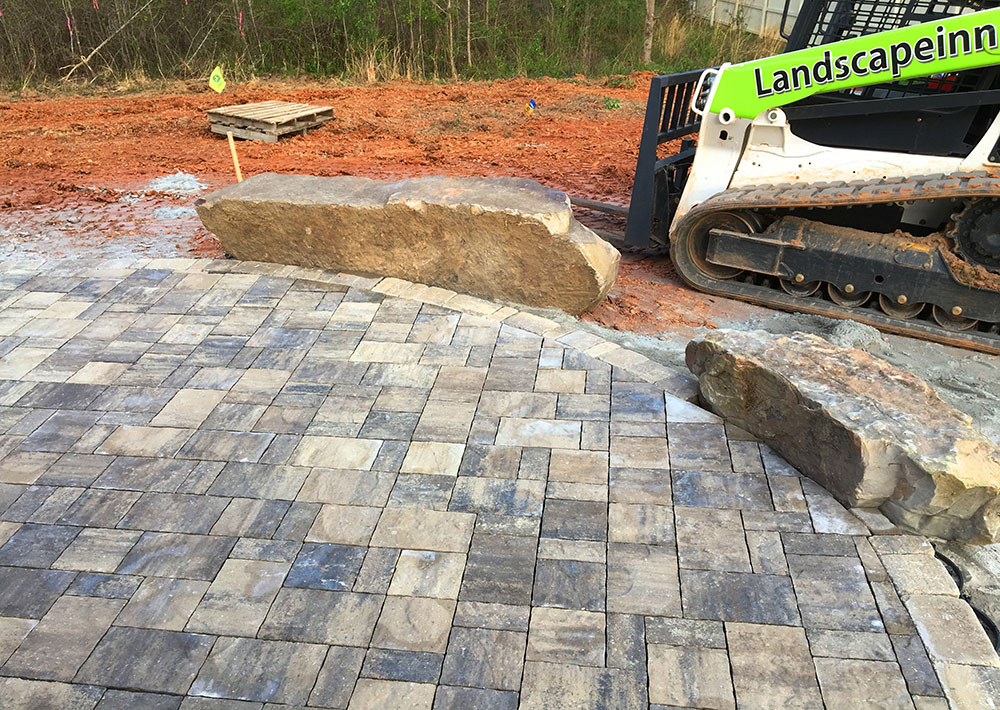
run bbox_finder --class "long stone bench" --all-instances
[195,173,620,314]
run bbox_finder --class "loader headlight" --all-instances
[694,71,716,112]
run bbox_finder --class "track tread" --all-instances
[671,173,1000,354]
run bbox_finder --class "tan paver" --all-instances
[648,644,736,709]
[400,441,465,476]
[370,508,475,552]
[186,558,289,635]
[388,549,466,598]
[371,596,456,652]
[291,435,382,469]
[150,389,227,428]
[306,504,382,546]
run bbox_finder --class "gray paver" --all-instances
[440,627,526,691]
[1,595,124,681]
[259,588,383,646]
[76,626,214,694]
[189,636,327,705]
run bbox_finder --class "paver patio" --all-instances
[0,256,996,709]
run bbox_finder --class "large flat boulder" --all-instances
[195,173,619,314]
[686,330,1000,543]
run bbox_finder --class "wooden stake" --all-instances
[227,132,243,183]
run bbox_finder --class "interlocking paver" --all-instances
[116,532,236,579]
[1,595,124,681]
[526,606,605,665]
[0,617,36,666]
[308,645,366,707]
[259,588,382,646]
[806,628,896,661]
[119,492,230,534]
[388,549,465,598]
[96,425,191,458]
[285,542,366,592]
[814,657,915,709]
[540,499,607,541]
[52,527,141,572]
[608,466,671,504]
[675,506,748,571]
[531,559,607,611]
[440,627,526,691]
[432,686,518,710]
[519,661,647,709]
[362,648,443,684]
[450,477,545,516]
[372,596,455,653]
[727,622,824,709]
[92,456,196,493]
[186,558,288,635]
[0,260,976,709]
[607,543,681,616]
[890,633,944,696]
[0,522,78,567]
[290,435,382,469]
[0,678,105,710]
[904,594,1000,666]
[210,497,290,537]
[787,554,883,632]
[66,571,143,599]
[306,504,382,546]
[648,644,735,709]
[370,507,474,552]
[0,566,75,617]
[201,462,302,501]
[459,532,535,604]
[347,678,436,709]
[672,469,772,510]
[680,568,800,625]
[76,626,214,695]
[115,576,209,631]
[189,636,326,705]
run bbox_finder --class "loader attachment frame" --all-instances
[624,69,704,247]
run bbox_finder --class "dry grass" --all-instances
[657,12,784,70]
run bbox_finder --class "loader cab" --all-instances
[781,0,1000,157]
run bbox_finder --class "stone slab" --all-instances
[196,174,620,314]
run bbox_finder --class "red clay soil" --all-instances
[0,75,727,334]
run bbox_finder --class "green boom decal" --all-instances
[710,8,1000,119]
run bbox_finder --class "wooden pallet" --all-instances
[207,100,334,142]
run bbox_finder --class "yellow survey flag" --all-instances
[209,66,226,93]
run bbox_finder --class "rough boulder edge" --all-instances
[685,329,1000,543]
[196,173,620,314]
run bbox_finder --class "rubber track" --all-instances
[670,171,1000,354]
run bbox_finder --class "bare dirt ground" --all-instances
[1,76,998,443]
[0,76,645,258]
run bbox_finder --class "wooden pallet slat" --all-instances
[207,101,334,142]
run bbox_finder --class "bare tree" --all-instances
[466,0,472,67]
[642,0,655,64]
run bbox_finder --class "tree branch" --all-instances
[63,0,154,80]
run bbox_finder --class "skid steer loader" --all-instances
[625,0,1000,353]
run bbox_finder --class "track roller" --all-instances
[827,284,871,307]
[780,279,821,297]
[879,294,925,319]
[931,305,979,331]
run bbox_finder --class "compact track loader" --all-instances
[625,0,1000,353]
